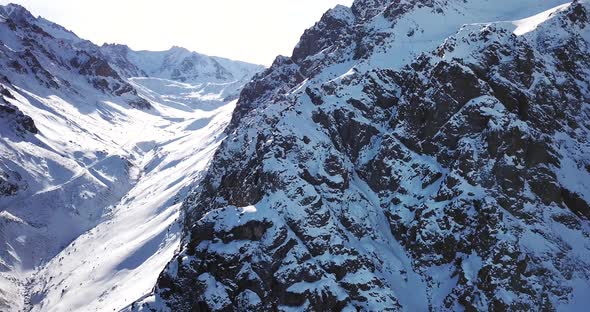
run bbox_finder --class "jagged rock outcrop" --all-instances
[149,1,590,311]
[0,83,37,136]
[0,169,23,196]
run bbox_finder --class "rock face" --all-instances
[0,84,37,136]
[150,1,590,311]
[0,169,25,197]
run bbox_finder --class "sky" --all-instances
[0,0,354,65]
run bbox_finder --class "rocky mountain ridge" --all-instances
[0,4,151,109]
[101,44,262,84]
[146,0,590,311]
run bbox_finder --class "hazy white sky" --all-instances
[0,0,354,65]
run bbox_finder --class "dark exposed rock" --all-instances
[305,87,324,106]
[128,97,152,110]
[0,92,38,135]
[0,175,19,196]
[230,56,303,129]
[561,188,590,220]
[0,169,25,197]
[219,220,273,243]
[333,109,378,160]
[78,55,119,78]
[292,5,355,64]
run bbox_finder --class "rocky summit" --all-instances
[146,0,590,311]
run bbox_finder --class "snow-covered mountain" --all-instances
[101,44,263,102]
[145,0,590,311]
[102,44,259,82]
[0,4,262,311]
[2,0,590,311]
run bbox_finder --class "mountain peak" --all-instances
[168,45,191,53]
[326,4,355,22]
[0,3,35,22]
[101,42,131,52]
[350,0,390,20]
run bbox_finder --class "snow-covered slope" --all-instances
[148,0,590,311]
[0,4,261,311]
[25,94,236,312]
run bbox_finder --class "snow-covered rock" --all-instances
[149,1,590,311]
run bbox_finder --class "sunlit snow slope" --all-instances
[2,80,236,312]
[0,3,262,311]
[26,86,237,312]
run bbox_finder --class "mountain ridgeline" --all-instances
[146,0,590,311]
